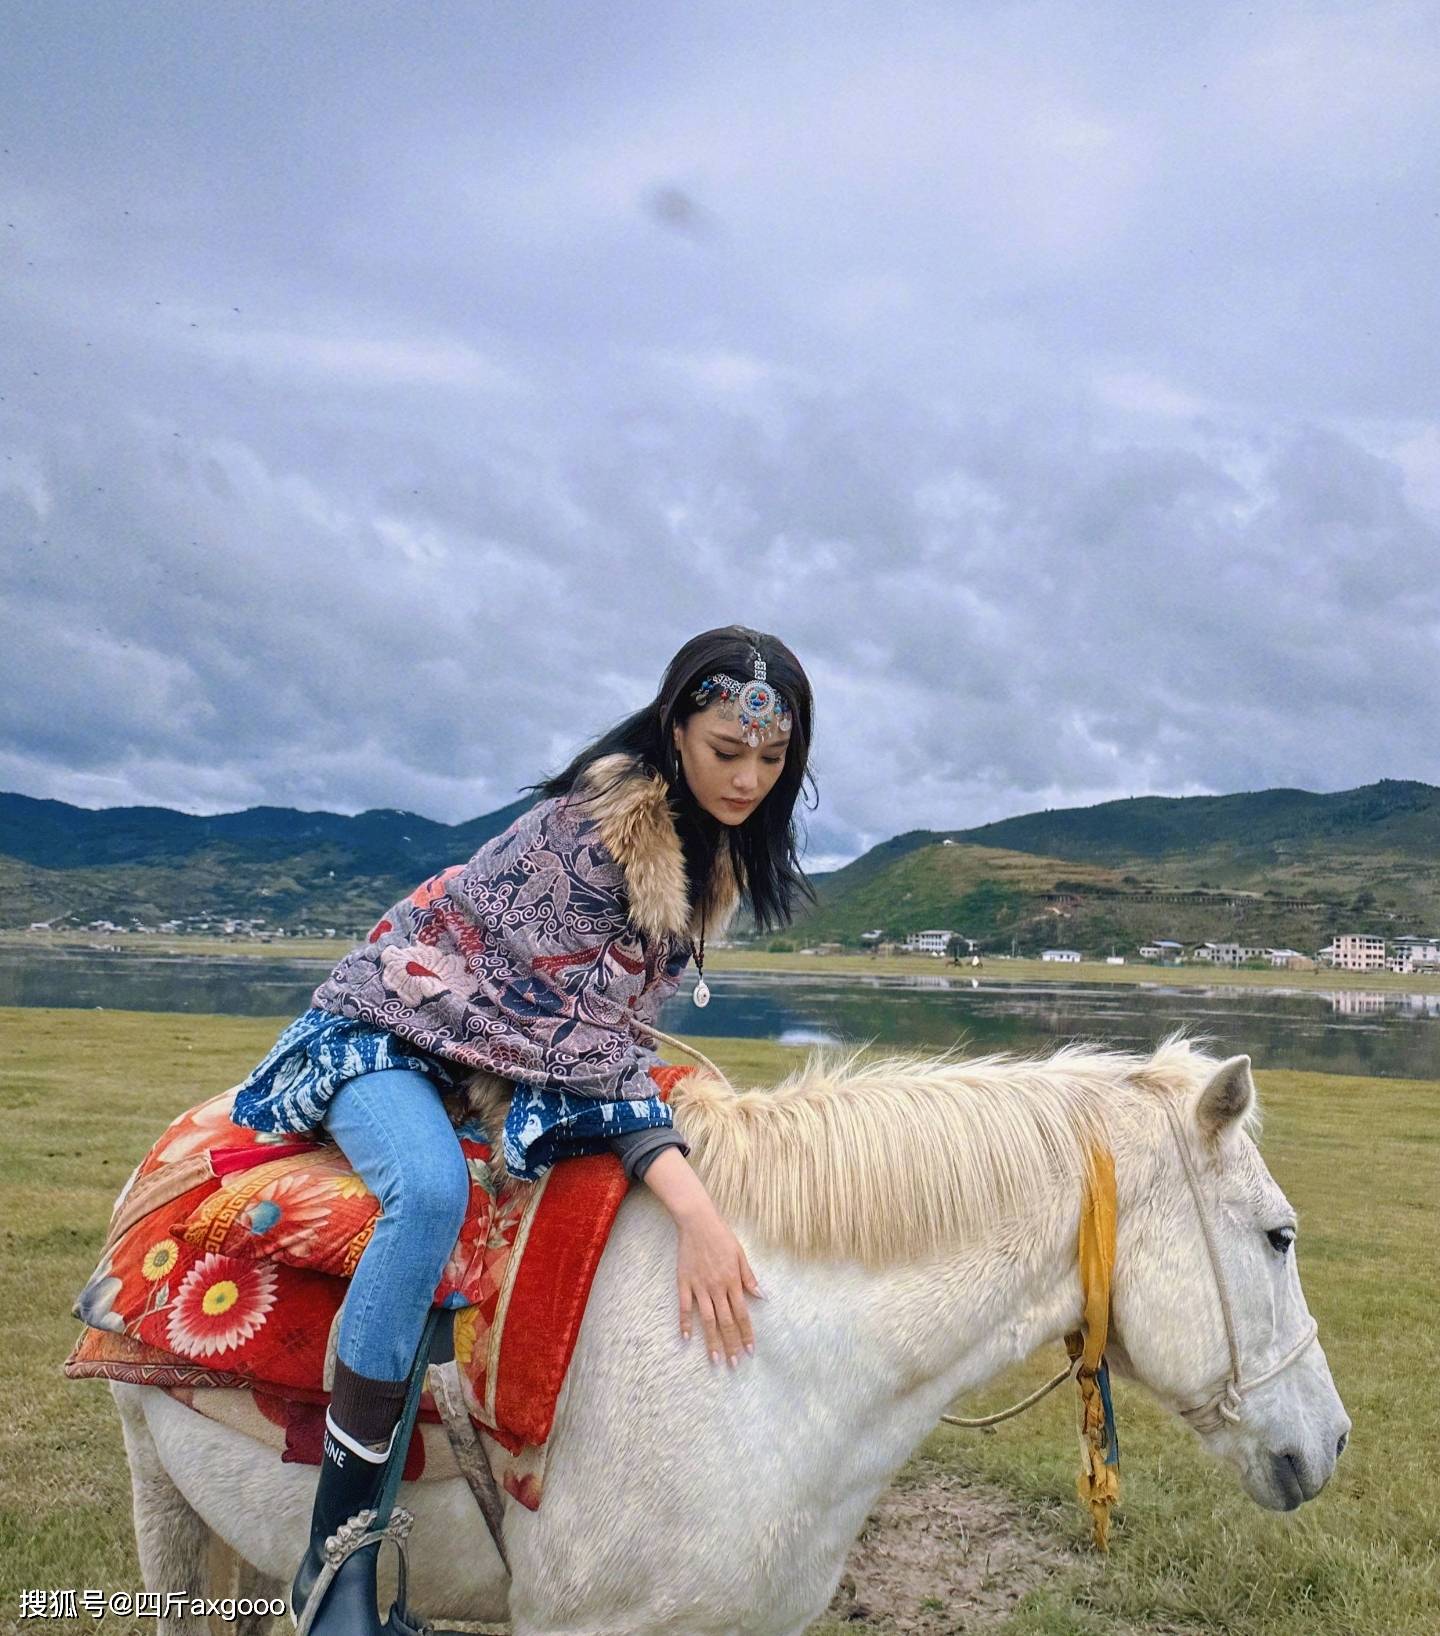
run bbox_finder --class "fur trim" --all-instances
[457,1070,517,1180]
[570,753,744,943]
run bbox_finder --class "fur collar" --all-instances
[569,752,744,943]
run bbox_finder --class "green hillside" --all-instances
[0,792,533,933]
[798,843,1119,942]
[792,837,1437,956]
[953,778,1440,868]
[792,779,1440,955]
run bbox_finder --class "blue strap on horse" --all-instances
[1097,1358,1121,1467]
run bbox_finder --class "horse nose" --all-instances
[1336,1429,1349,1459]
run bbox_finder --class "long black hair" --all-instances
[520,625,818,933]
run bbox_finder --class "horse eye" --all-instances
[1266,1226,1295,1255]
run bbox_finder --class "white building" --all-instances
[1041,948,1082,962]
[903,929,955,956]
[1388,935,1440,973]
[1267,948,1316,970]
[1191,942,1270,966]
[1318,934,1387,971]
[1138,939,1184,963]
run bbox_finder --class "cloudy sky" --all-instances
[4,2,1438,868]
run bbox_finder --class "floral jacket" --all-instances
[230,753,742,1177]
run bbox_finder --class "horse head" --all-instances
[1107,1050,1350,1510]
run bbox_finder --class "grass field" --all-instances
[2,1008,1436,1634]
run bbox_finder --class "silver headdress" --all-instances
[690,648,794,748]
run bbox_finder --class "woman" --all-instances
[229,624,816,1635]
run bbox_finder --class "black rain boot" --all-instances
[288,1410,402,1636]
[292,1311,471,1636]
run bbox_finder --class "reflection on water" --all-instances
[657,970,1440,1081]
[3,949,1437,1081]
[775,1027,843,1047]
[1325,989,1440,1017]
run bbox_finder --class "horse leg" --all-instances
[201,1534,282,1636]
[110,1383,216,1636]
[235,1551,287,1634]
[204,1533,285,1635]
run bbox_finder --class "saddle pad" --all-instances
[64,1343,445,1481]
[64,1069,691,1504]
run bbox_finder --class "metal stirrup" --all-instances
[291,1508,418,1636]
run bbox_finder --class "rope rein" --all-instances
[1162,1100,1245,1391]
[940,1358,1080,1428]
[629,1019,736,1092]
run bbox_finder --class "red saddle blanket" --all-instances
[65,1065,694,1509]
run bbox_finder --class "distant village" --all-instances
[25,912,1440,977]
[821,928,1440,975]
[28,914,347,941]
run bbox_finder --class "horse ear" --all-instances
[1195,1054,1256,1139]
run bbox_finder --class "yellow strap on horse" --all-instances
[1064,1146,1120,1551]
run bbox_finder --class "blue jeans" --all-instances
[320,1067,471,1381]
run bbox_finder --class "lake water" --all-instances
[4,947,1438,1080]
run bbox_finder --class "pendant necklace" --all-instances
[692,902,710,1007]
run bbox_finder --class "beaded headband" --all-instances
[690,648,794,748]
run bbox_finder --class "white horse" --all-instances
[107,1035,1349,1636]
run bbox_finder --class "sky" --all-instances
[3,1,1438,870]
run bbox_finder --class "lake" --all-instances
[4,947,1438,1079]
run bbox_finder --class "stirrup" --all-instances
[291,1507,417,1636]
[294,1311,468,1636]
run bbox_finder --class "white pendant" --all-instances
[693,977,711,1008]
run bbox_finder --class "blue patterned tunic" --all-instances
[231,1006,471,1132]
[232,1004,684,1182]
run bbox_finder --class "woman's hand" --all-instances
[641,1147,763,1367]
[676,1210,761,1366]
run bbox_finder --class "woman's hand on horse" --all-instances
[641,1147,763,1367]
[676,1213,762,1366]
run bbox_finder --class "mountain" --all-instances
[0,792,534,873]
[950,779,1440,865]
[0,790,535,931]
[789,779,1440,954]
[5,778,1437,951]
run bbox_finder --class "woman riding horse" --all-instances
[227,624,817,1634]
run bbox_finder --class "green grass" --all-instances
[2,1009,1436,1633]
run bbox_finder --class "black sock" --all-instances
[329,1357,407,1453]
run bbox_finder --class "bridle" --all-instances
[942,1098,1321,1442]
[1160,1099,1320,1435]
[938,1091,1323,1510]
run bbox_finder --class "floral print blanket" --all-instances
[63,1070,691,1507]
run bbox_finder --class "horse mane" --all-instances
[668,1030,1222,1267]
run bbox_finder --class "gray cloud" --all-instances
[2,1,1438,871]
